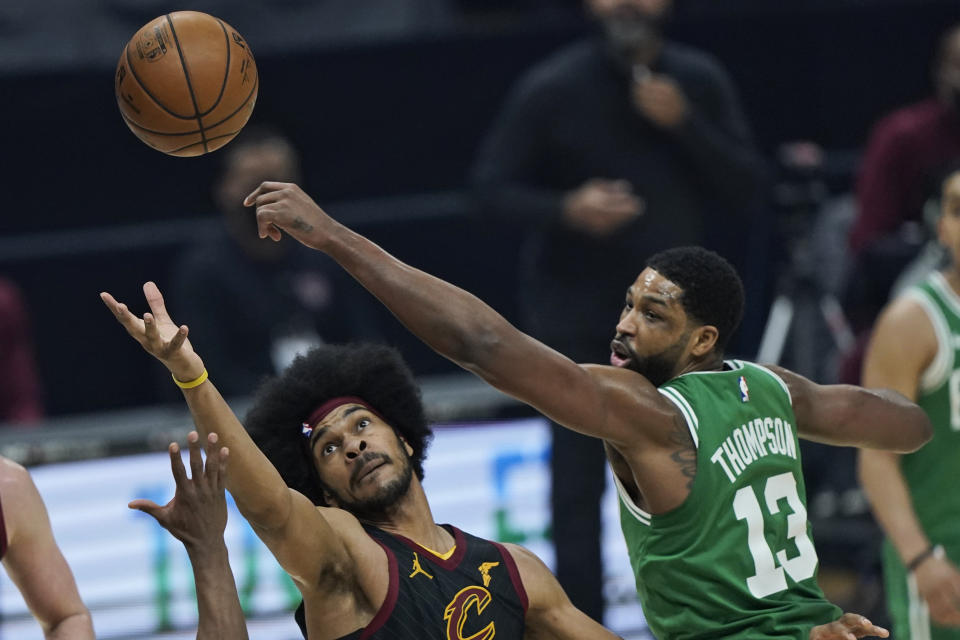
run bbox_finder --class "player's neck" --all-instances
[363,480,453,552]
[676,352,724,378]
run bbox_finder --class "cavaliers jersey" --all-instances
[615,360,841,639]
[295,523,528,639]
[880,273,960,639]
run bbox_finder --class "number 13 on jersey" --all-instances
[733,471,819,598]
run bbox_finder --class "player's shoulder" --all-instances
[875,289,936,336]
[516,38,603,94]
[498,542,548,584]
[316,504,365,533]
[0,456,31,491]
[661,41,726,73]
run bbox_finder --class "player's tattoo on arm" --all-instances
[292,217,314,232]
[668,415,697,489]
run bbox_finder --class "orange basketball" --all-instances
[115,11,258,157]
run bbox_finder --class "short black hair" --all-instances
[645,246,744,352]
[243,343,432,506]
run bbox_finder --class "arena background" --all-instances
[2,0,960,637]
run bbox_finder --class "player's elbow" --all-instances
[44,609,94,639]
[898,410,933,453]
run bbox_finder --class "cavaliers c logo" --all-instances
[443,585,496,640]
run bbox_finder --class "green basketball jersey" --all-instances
[616,360,841,639]
[898,272,960,556]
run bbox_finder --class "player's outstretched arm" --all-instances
[243,182,671,448]
[809,613,888,639]
[100,284,351,590]
[130,432,249,640]
[767,363,931,453]
[100,283,292,525]
[502,543,622,640]
[0,458,94,640]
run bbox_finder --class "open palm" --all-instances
[100,281,203,379]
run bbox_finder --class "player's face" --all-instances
[610,267,693,386]
[936,29,960,108]
[937,172,960,264]
[217,140,299,212]
[586,0,671,20]
[310,404,415,520]
[587,0,673,24]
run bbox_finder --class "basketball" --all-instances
[114,11,258,157]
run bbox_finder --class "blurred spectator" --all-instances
[169,127,381,399]
[0,278,43,424]
[850,23,960,259]
[470,0,762,622]
[841,24,960,384]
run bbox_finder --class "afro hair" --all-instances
[243,342,432,506]
[645,246,744,352]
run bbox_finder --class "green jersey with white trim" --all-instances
[891,272,960,563]
[616,360,840,639]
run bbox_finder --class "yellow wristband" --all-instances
[172,368,208,390]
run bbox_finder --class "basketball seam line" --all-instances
[165,13,209,154]
[118,75,257,137]
[169,130,244,154]
[124,39,195,121]
[199,18,231,117]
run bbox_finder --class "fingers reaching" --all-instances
[243,180,288,207]
[100,291,146,336]
[127,498,163,516]
[187,431,204,481]
[204,432,220,483]
[168,441,188,487]
[218,446,229,491]
[143,281,173,324]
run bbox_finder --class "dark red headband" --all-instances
[301,396,386,438]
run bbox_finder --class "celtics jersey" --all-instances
[899,272,960,555]
[294,523,527,639]
[615,360,841,639]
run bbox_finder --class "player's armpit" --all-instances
[503,543,622,640]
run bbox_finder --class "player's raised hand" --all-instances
[100,282,204,381]
[129,431,229,551]
[809,613,889,640]
[243,181,336,249]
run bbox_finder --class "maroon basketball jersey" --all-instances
[296,524,528,639]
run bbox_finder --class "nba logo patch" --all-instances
[738,376,750,403]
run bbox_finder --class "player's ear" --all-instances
[690,325,719,357]
[395,431,414,457]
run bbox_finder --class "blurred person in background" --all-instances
[842,24,960,382]
[859,165,960,639]
[170,126,380,399]
[0,278,43,424]
[470,0,763,620]
[0,456,94,638]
